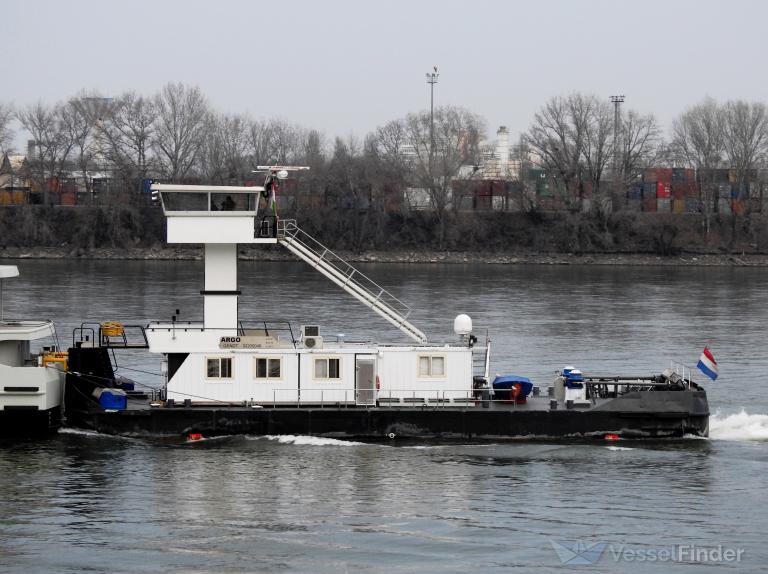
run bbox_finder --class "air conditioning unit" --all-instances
[303,336,323,349]
[301,325,320,338]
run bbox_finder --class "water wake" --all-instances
[709,410,768,441]
[57,427,134,441]
[256,435,367,446]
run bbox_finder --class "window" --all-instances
[206,357,233,379]
[255,357,281,380]
[418,355,446,378]
[314,357,341,380]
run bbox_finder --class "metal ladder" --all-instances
[472,336,492,382]
[276,219,428,343]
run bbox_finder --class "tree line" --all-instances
[1,85,767,254]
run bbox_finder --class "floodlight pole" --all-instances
[426,68,439,174]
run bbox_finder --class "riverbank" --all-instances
[2,245,767,266]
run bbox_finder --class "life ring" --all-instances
[375,375,381,391]
[510,383,521,403]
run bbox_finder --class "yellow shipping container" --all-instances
[0,190,11,205]
[11,191,26,205]
[672,199,686,214]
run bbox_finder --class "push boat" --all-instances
[62,172,709,440]
[0,265,66,435]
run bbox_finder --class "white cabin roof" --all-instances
[0,265,19,279]
[0,320,56,342]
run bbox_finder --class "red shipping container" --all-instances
[732,199,747,216]
[656,182,671,198]
[60,191,76,206]
[45,177,61,193]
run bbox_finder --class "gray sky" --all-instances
[4,0,768,143]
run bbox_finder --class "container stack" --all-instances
[641,168,672,212]
[670,168,697,214]
[627,182,643,211]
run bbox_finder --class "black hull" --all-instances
[67,404,709,440]
[0,407,63,437]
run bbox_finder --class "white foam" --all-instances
[605,445,634,451]
[257,435,367,446]
[184,435,230,444]
[57,427,133,441]
[58,427,102,437]
[709,410,768,441]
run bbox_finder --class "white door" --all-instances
[355,355,376,406]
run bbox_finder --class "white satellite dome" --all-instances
[453,314,473,336]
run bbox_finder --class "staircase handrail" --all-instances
[277,219,413,320]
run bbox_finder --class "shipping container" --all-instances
[642,182,656,198]
[730,181,748,199]
[643,167,672,183]
[536,181,552,196]
[657,198,671,212]
[45,177,61,193]
[11,191,26,205]
[60,191,76,206]
[656,168,672,183]
[685,198,700,213]
[60,178,77,194]
[672,199,686,214]
[732,199,748,216]
[671,168,695,182]
[656,181,671,198]
[0,191,11,205]
[671,182,698,199]
[643,198,657,212]
[627,183,643,200]
[728,168,758,183]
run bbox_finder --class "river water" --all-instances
[1,260,767,573]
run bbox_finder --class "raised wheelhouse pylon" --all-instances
[151,170,428,343]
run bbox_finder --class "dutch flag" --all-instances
[697,347,719,381]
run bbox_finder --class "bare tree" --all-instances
[198,113,226,184]
[618,110,663,201]
[375,106,484,247]
[721,100,768,206]
[152,83,209,180]
[17,102,75,204]
[98,91,157,191]
[526,93,614,212]
[219,114,250,181]
[246,119,273,166]
[670,98,725,234]
[60,98,98,199]
[0,103,14,153]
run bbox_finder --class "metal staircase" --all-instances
[275,219,428,343]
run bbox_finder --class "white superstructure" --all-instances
[0,266,66,424]
[148,177,487,407]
